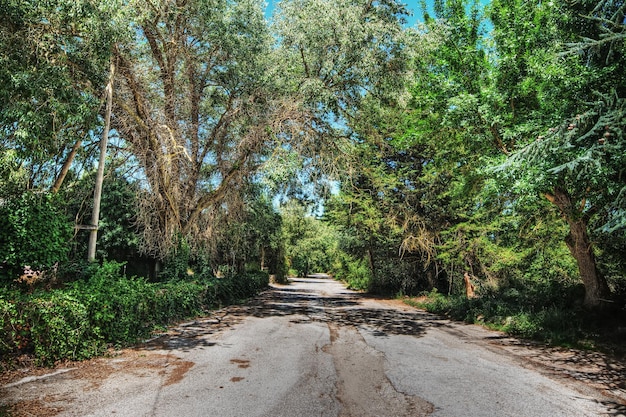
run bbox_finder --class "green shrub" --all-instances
[211,270,269,306]
[0,261,269,367]
[26,292,105,365]
[66,261,209,345]
[0,290,22,359]
[332,255,372,291]
[0,192,73,282]
[409,281,604,349]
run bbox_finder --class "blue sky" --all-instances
[265,1,424,25]
[265,1,491,28]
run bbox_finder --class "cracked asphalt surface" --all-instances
[2,275,625,416]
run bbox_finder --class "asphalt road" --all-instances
[2,275,625,416]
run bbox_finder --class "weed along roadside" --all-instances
[0,261,269,369]
[403,289,626,359]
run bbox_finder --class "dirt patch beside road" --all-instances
[1,346,198,416]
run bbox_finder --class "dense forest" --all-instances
[1,0,625,365]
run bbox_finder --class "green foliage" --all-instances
[68,262,167,346]
[331,253,372,292]
[0,149,28,198]
[0,192,73,282]
[211,270,270,306]
[96,173,141,259]
[0,286,105,366]
[0,288,22,359]
[0,261,268,367]
[159,238,193,281]
[274,0,410,115]
[484,0,626,306]
[64,170,141,265]
[0,0,127,188]
[326,0,625,308]
[411,281,594,346]
[280,200,341,277]
[212,191,286,280]
[26,291,104,364]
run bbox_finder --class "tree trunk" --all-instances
[367,245,376,281]
[463,272,476,299]
[545,188,611,308]
[564,218,611,308]
[51,139,82,193]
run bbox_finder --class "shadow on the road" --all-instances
[602,400,626,416]
[139,317,239,352]
[135,280,626,408]
[488,336,626,409]
[226,284,448,338]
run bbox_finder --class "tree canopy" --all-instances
[1,0,625,312]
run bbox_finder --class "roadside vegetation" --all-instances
[0,261,268,367]
[1,0,625,368]
[405,287,626,357]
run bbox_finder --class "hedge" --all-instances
[0,262,268,367]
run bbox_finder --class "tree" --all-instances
[110,0,412,261]
[327,0,500,294]
[491,0,626,307]
[270,0,412,181]
[0,0,125,192]
[0,192,73,283]
[280,200,339,277]
[111,0,282,258]
[211,189,285,279]
[0,0,131,271]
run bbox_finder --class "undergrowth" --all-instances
[0,261,268,367]
[406,285,626,356]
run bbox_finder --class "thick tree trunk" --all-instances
[545,188,611,308]
[564,218,611,308]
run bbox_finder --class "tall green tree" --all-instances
[333,0,500,293]
[111,0,280,258]
[491,0,626,307]
[0,0,125,192]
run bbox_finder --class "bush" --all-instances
[409,281,613,349]
[0,288,105,367]
[0,289,22,359]
[0,192,73,283]
[26,292,105,365]
[0,261,269,367]
[211,270,270,306]
[332,255,372,291]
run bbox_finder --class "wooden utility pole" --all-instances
[88,59,115,262]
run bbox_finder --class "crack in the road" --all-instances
[322,323,434,417]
